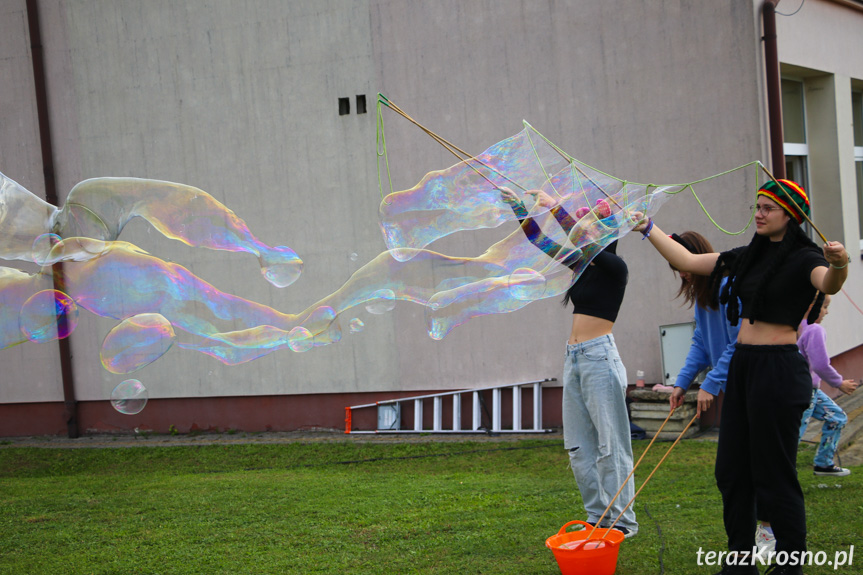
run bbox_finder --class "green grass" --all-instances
[0,439,860,574]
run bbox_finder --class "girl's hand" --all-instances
[823,241,849,268]
[669,387,685,411]
[499,187,521,205]
[696,388,715,418]
[839,379,858,395]
[630,211,649,232]
[525,189,559,208]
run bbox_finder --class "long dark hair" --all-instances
[671,231,717,311]
[707,219,824,326]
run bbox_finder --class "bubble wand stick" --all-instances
[581,407,680,540]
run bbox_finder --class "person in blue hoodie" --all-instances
[665,231,739,418]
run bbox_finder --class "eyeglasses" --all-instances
[750,204,782,216]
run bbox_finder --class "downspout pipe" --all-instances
[26,0,79,438]
[762,0,786,179]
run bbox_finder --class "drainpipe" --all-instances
[26,0,79,438]
[762,0,786,179]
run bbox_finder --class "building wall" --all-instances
[5,1,858,434]
[776,0,863,359]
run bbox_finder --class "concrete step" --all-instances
[634,416,697,433]
[631,406,696,420]
[630,388,699,439]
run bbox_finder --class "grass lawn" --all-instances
[0,438,860,574]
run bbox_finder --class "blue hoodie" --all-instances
[673,278,739,396]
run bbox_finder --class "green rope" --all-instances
[376,95,395,204]
[378,101,764,237]
[524,122,763,236]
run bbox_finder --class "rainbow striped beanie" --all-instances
[757,179,809,224]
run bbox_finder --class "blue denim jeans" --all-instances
[563,334,637,532]
[799,388,847,468]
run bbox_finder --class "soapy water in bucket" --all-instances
[560,539,607,550]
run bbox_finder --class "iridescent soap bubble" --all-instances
[426,316,447,341]
[18,290,79,343]
[110,379,149,415]
[57,236,109,258]
[507,268,546,301]
[100,313,177,374]
[287,326,314,352]
[365,289,396,315]
[349,318,364,333]
[31,233,62,266]
[349,252,359,261]
[260,246,304,288]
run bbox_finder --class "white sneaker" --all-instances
[813,464,851,477]
[755,523,776,555]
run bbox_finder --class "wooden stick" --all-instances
[603,413,700,537]
[381,95,624,217]
[380,97,526,192]
[584,407,679,540]
[758,163,828,244]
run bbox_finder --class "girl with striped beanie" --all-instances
[632,179,849,575]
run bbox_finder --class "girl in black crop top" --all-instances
[499,187,628,321]
[633,179,850,574]
[501,186,639,537]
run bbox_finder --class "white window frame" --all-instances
[855,152,863,250]
[783,143,809,157]
[853,89,862,248]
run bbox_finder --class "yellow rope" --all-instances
[376,95,773,238]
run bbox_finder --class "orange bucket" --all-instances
[545,520,624,575]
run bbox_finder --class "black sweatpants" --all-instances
[715,343,812,555]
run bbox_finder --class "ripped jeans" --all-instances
[563,335,637,532]
[799,388,848,468]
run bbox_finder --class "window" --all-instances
[782,79,807,145]
[853,90,863,249]
[782,78,811,236]
[782,79,808,173]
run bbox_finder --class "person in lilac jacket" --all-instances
[797,294,859,476]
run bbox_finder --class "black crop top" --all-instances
[724,242,827,329]
[507,201,628,322]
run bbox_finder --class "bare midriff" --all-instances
[568,313,615,345]
[737,320,798,345]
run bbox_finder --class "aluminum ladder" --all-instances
[345,378,555,434]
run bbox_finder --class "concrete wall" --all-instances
[776,0,863,359]
[3,1,841,428]
[0,0,66,402]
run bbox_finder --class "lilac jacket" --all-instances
[797,319,843,389]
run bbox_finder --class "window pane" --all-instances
[785,156,808,190]
[782,79,806,144]
[786,156,813,239]
[853,91,863,148]
[857,161,863,248]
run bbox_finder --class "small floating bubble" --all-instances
[18,290,79,343]
[111,379,149,415]
[365,289,396,315]
[31,233,62,266]
[287,326,314,352]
